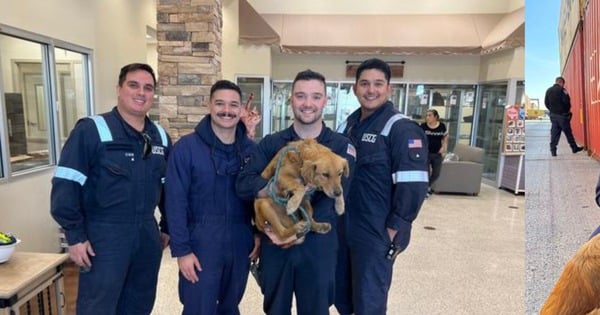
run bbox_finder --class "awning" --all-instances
[238,0,279,45]
[481,7,525,54]
[238,3,524,55]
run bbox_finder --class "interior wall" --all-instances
[0,0,154,253]
[93,0,156,113]
[479,47,524,81]
[222,0,272,81]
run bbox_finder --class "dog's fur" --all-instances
[540,233,600,315]
[254,139,349,243]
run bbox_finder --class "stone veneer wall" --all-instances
[156,0,222,141]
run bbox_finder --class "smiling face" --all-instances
[353,68,392,118]
[209,88,242,131]
[290,79,327,126]
[116,69,155,119]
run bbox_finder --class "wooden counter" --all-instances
[0,252,68,315]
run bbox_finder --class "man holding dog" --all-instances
[165,80,260,314]
[336,58,429,315]
[236,69,355,315]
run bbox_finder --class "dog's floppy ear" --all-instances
[300,160,317,182]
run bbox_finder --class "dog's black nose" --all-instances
[334,190,342,197]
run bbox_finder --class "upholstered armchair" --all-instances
[431,143,484,196]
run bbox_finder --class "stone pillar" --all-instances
[156,0,222,141]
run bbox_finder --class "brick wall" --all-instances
[156,0,222,141]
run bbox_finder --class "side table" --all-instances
[0,252,68,315]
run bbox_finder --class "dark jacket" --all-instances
[51,107,171,245]
[165,115,256,257]
[544,83,571,115]
[342,101,428,252]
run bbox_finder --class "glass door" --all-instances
[475,82,508,181]
[236,76,270,140]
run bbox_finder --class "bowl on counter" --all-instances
[0,236,20,263]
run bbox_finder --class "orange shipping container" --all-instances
[582,0,600,158]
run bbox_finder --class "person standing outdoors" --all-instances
[164,80,260,315]
[236,69,355,315]
[337,58,429,315]
[420,109,447,196]
[544,76,584,156]
[50,63,171,314]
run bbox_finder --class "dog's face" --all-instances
[300,153,349,198]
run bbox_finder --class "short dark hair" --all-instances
[118,63,156,87]
[555,76,565,84]
[355,58,391,83]
[292,69,326,92]
[210,80,242,100]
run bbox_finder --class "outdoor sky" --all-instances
[525,0,561,106]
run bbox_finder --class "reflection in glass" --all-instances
[0,33,50,173]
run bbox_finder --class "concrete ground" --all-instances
[525,120,600,314]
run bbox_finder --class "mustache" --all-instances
[216,112,238,119]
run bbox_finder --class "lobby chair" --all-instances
[431,143,484,196]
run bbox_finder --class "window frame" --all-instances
[0,23,94,180]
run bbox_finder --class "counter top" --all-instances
[0,252,68,299]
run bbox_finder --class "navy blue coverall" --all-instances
[165,116,256,315]
[236,125,355,315]
[51,107,171,315]
[338,101,429,315]
[544,83,580,154]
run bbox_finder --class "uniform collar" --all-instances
[112,106,155,139]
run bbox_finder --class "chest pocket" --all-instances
[90,117,134,208]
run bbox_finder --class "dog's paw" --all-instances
[293,221,308,233]
[335,198,345,215]
[286,197,302,215]
[312,222,331,234]
[294,236,306,245]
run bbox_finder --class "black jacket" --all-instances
[544,83,571,115]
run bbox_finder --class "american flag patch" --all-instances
[346,143,356,158]
[408,139,422,148]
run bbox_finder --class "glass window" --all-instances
[0,34,51,174]
[0,27,92,178]
[54,47,91,145]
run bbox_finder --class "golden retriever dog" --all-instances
[254,138,349,243]
[540,233,600,315]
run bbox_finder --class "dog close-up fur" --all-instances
[540,233,600,315]
[254,138,349,243]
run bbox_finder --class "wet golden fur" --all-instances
[541,233,600,315]
[254,139,349,243]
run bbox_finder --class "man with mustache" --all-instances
[165,80,260,314]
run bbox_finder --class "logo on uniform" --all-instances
[152,146,165,156]
[408,139,422,148]
[361,133,377,143]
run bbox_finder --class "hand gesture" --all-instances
[240,92,261,139]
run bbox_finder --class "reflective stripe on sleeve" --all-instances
[89,116,113,142]
[392,170,429,183]
[54,166,87,186]
[153,122,168,147]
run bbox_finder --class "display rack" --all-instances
[498,104,525,194]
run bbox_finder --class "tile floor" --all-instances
[152,166,525,314]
